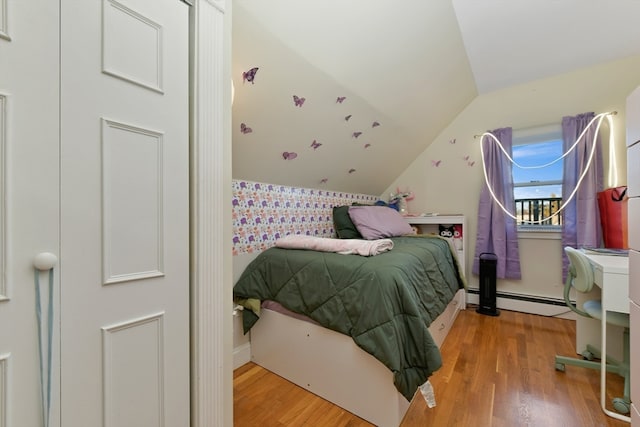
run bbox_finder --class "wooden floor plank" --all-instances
[234,307,629,427]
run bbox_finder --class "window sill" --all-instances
[517,227,562,240]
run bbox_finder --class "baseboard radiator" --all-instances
[466,288,575,318]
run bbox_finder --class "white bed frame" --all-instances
[250,288,466,427]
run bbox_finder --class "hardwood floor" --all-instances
[234,308,629,426]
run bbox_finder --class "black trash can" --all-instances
[477,252,499,316]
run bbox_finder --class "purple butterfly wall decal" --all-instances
[468,161,476,167]
[352,132,362,138]
[310,140,322,150]
[320,178,328,184]
[449,138,456,144]
[463,155,470,161]
[344,115,352,121]
[240,123,252,134]
[336,97,346,103]
[431,160,442,167]
[293,95,305,107]
[348,168,356,174]
[364,143,371,148]
[242,67,259,84]
[282,152,298,160]
[372,121,380,128]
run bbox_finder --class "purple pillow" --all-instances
[347,206,414,240]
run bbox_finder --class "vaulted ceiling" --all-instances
[232,0,640,195]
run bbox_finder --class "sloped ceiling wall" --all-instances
[231,1,476,195]
[452,0,640,94]
[231,0,640,196]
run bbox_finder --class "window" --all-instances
[512,125,563,229]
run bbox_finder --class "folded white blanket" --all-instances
[275,234,394,256]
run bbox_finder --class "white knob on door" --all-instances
[34,252,58,271]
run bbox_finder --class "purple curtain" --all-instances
[473,127,521,279]
[561,112,603,279]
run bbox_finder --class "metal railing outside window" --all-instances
[514,197,562,226]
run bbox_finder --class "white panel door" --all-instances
[59,0,190,426]
[1,1,190,426]
[0,1,60,426]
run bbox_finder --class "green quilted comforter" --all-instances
[233,235,465,401]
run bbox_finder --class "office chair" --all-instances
[554,246,631,414]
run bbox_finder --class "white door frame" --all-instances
[190,1,233,426]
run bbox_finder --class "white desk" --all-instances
[583,252,630,423]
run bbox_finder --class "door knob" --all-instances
[34,252,58,271]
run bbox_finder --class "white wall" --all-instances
[384,55,640,302]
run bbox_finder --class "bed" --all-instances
[234,232,466,427]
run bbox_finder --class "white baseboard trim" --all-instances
[233,342,251,369]
[466,292,576,320]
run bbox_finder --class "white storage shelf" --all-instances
[629,142,640,198]
[631,300,639,421]
[626,86,639,427]
[404,214,466,279]
[627,86,640,148]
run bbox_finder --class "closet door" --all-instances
[0,1,60,426]
[59,0,190,426]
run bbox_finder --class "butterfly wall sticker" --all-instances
[431,160,442,167]
[310,140,322,150]
[348,168,356,174]
[344,115,352,122]
[336,97,346,103]
[372,121,380,128]
[364,143,371,149]
[320,178,328,184]
[467,161,476,167]
[282,152,298,160]
[242,67,259,84]
[352,132,362,138]
[449,138,456,144]
[240,123,252,134]
[293,95,305,107]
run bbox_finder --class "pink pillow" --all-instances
[348,206,414,240]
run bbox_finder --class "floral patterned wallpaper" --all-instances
[232,179,378,255]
